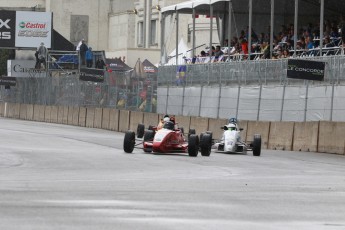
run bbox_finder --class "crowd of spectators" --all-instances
[189,17,345,64]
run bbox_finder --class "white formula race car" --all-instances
[213,118,261,156]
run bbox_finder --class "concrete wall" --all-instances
[1,102,344,155]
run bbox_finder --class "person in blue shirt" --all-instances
[85,47,93,68]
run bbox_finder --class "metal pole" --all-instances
[257,83,262,121]
[175,10,179,65]
[228,0,232,57]
[143,0,147,48]
[304,81,309,122]
[181,85,186,116]
[192,8,196,58]
[248,0,252,60]
[270,0,274,59]
[166,85,169,114]
[198,86,203,117]
[293,0,299,58]
[280,83,286,121]
[217,84,222,118]
[236,85,241,118]
[160,13,165,65]
[319,0,324,56]
[330,64,335,121]
[209,4,213,59]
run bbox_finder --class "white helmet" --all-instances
[163,117,170,122]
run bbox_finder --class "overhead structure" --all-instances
[160,0,344,65]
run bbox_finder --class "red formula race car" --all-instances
[123,121,212,157]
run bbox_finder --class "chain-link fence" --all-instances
[158,55,345,86]
[157,55,345,122]
[0,51,157,113]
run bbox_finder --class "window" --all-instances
[137,21,144,47]
[150,20,157,45]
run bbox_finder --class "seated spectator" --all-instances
[214,45,224,61]
[200,50,206,57]
[281,49,290,58]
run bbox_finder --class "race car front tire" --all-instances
[188,134,199,157]
[200,133,212,156]
[124,131,135,153]
[253,134,261,156]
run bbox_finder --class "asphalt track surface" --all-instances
[1,118,345,230]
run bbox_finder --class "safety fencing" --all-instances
[1,102,344,155]
[157,55,345,122]
[0,71,157,113]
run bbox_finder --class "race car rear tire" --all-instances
[144,130,155,142]
[188,134,199,157]
[188,128,196,137]
[137,124,145,138]
[200,133,212,156]
[124,131,135,153]
[253,134,261,156]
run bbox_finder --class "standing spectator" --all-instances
[95,58,106,69]
[37,42,48,69]
[85,47,93,68]
[78,39,88,65]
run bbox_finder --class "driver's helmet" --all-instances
[227,123,237,131]
[228,117,237,124]
[163,116,170,122]
[163,121,175,130]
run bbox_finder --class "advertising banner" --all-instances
[0,76,16,86]
[7,60,46,77]
[15,11,52,48]
[0,10,16,47]
[79,68,105,82]
[287,59,325,81]
[0,10,52,48]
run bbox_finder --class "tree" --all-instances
[0,49,14,76]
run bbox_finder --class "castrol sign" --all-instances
[15,11,52,48]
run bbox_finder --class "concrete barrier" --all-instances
[293,122,319,153]
[6,103,18,118]
[109,109,119,131]
[45,106,52,122]
[62,106,69,124]
[208,118,228,140]
[0,102,3,116]
[19,104,27,120]
[78,107,86,127]
[94,108,103,129]
[118,110,130,132]
[51,106,58,123]
[33,104,40,121]
[26,104,34,121]
[246,121,270,149]
[57,106,64,124]
[101,108,111,130]
[38,105,45,122]
[189,116,209,135]
[86,107,95,128]
[143,112,159,128]
[175,115,191,134]
[129,111,144,132]
[268,121,294,151]
[67,106,74,125]
[318,121,345,155]
[72,107,80,126]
